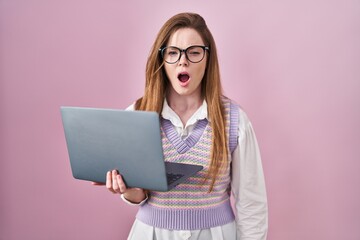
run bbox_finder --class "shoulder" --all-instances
[222,96,252,131]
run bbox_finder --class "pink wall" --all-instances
[1,1,359,239]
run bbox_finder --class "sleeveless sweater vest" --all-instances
[136,99,239,230]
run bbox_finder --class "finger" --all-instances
[92,182,105,186]
[116,174,127,193]
[112,170,120,193]
[106,171,115,193]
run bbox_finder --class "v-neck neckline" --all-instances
[161,118,208,154]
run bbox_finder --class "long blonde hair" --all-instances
[135,13,228,192]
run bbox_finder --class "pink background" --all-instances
[1,1,359,239]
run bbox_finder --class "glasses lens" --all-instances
[163,47,180,64]
[186,46,205,63]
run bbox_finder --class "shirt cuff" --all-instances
[120,193,148,206]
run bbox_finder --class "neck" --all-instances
[166,91,203,126]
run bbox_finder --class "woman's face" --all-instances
[163,28,207,99]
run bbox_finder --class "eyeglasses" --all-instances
[159,45,209,64]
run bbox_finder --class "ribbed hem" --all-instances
[136,200,235,230]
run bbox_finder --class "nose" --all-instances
[178,50,189,66]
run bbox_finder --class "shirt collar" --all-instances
[161,99,209,128]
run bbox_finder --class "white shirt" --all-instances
[123,100,268,240]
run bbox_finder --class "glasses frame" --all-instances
[159,45,209,64]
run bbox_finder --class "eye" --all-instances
[168,51,178,56]
[188,50,201,55]
[187,46,203,55]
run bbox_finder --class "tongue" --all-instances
[179,74,189,82]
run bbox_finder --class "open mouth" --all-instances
[177,73,190,83]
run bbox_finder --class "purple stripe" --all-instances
[229,101,239,153]
[161,119,190,153]
[185,119,208,148]
[136,199,235,230]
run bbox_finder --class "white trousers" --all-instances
[128,219,237,240]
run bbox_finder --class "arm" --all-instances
[231,109,268,239]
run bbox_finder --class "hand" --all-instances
[105,170,147,204]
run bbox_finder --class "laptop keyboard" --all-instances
[166,173,184,185]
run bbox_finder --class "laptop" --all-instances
[60,106,203,192]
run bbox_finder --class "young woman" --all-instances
[102,12,268,240]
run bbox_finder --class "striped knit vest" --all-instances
[136,99,239,230]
